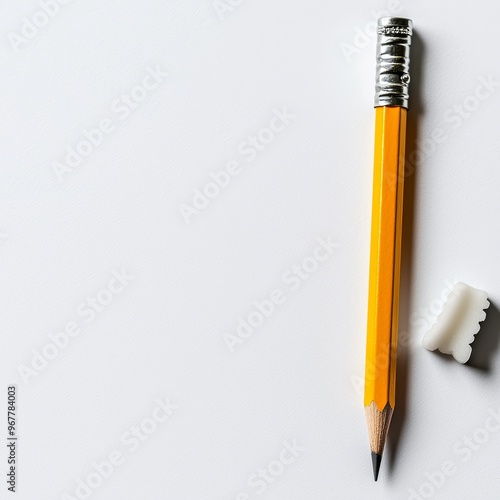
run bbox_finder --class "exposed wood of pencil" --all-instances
[365,401,394,455]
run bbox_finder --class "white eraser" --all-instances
[422,282,489,363]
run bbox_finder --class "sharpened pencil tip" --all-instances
[371,452,382,481]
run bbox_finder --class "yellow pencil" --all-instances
[364,17,412,481]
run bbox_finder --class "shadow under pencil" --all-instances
[386,28,426,477]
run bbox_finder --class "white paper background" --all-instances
[1,1,500,499]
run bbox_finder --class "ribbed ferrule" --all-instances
[375,17,412,108]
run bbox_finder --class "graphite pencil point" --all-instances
[371,452,382,481]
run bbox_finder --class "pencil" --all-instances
[364,17,413,481]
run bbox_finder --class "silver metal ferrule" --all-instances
[375,17,412,108]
